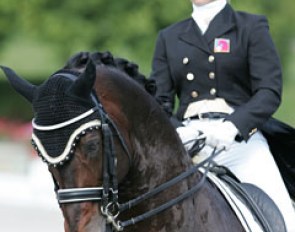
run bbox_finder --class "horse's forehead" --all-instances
[39,77,71,97]
[32,77,72,109]
[32,77,80,125]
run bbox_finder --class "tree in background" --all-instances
[0,0,294,123]
[0,0,294,75]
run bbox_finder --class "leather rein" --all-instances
[31,72,221,231]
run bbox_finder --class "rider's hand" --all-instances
[203,120,239,150]
[176,126,203,151]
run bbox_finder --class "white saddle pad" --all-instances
[201,169,264,232]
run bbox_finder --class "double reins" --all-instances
[112,148,223,231]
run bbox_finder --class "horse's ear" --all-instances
[0,65,36,103]
[69,59,96,98]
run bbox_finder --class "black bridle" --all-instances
[31,72,221,231]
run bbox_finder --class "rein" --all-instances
[32,72,224,232]
[114,148,223,231]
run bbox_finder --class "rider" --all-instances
[149,0,295,230]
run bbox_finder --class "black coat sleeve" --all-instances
[226,16,282,140]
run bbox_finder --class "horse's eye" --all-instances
[83,140,100,155]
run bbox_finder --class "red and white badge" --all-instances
[214,38,230,53]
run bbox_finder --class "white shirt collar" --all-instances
[191,0,227,34]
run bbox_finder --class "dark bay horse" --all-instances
[1,60,245,232]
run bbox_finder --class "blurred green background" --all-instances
[0,0,294,125]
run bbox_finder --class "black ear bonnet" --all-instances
[31,70,100,160]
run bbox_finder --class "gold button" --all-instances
[183,57,189,65]
[191,91,198,98]
[209,72,215,79]
[208,55,215,63]
[210,88,216,95]
[186,73,194,81]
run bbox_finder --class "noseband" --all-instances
[31,72,220,232]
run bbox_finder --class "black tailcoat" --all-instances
[150,4,295,198]
[150,4,282,141]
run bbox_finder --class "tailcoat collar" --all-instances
[179,4,236,53]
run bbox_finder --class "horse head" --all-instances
[1,61,132,232]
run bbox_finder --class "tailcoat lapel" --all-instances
[179,19,211,54]
[204,4,236,43]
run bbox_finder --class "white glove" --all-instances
[176,126,203,151]
[203,120,239,150]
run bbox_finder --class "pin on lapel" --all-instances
[214,38,230,53]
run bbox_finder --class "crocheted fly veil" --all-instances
[0,61,101,166]
[33,73,101,165]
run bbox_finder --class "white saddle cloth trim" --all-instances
[184,98,234,119]
[200,168,263,232]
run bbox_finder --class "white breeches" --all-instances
[177,119,295,232]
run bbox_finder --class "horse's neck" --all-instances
[131,114,191,184]
[96,73,192,194]
[119,108,198,230]
[116,89,191,197]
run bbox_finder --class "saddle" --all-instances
[207,166,287,232]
